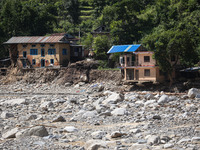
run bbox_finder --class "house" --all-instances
[4,34,84,68]
[107,44,166,83]
[91,25,110,38]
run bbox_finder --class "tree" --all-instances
[93,35,111,60]
[63,0,81,33]
[142,0,200,85]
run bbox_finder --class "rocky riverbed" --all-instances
[0,80,200,150]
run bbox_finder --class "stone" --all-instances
[188,88,199,98]
[64,126,78,133]
[82,111,98,118]
[130,129,141,134]
[163,143,174,149]
[124,93,137,101]
[195,94,200,100]
[137,139,147,144]
[40,101,54,109]
[152,115,161,120]
[2,98,27,105]
[91,131,107,139]
[111,108,127,116]
[144,93,154,100]
[26,114,37,120]
[191,137,200,143]
[2,128,19,139]
[111,131,127,138]
[85,140,111,150]
[128,144,148,150]
[102,93,123,105]
[99,111,112,116]
[144,100,156,107]
[52,115,66,122]
[53,99,66,103]
[177,138,191,144]
[158,95,169,105]
[16,126,48,138]
[1,112,14,119]
[147,135,160,145]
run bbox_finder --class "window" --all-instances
[50,59,54,64]
[23,44,27,48]
[62,49,67,55]
[120,57,124,64]
[144,56,150,62]
[48,49,56,55]
[32,59,36,65]
[30,49,38,55]
[41,44,45,47]
[144,69,150,76]
[50,44,54,47]
[32,45,36,47]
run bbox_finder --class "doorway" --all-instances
[41,49,45,57]
[41,59,45,67]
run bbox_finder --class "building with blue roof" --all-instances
[107,44,166,82]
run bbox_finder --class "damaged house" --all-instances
[4,33,84,68]
[107,44,167,83]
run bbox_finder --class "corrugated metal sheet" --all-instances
[107,44,141,53]
[4,36,65,44]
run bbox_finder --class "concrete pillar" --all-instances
[124,54,127,67]
[124,68,127,80]
[124,54,127,80]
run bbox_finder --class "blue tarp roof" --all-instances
[107,44,141,53]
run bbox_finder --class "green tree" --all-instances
[142,0,200,85]
[63,0,81,33]
[93,35,111,60]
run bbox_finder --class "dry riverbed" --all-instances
[0,81,200,150]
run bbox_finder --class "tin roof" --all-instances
[107,44,142,53]
[4,36,67,44]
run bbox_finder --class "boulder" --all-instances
[163,143,174,149]
[158,95,169,105]
[64,126,78,133]
[188,88,199,98]
[191,137,200,143]
[144,100,156,107]
[40,101,53,109]
[2,128,19,139]
[144,93,154,100]
[16,126,48,138]
[85,140,110,150]
[82,111,98,118]
[130,128,141,134]
[128,144,148,150]
[91,131,107,139]
[110,131,127,138]
[102,93,123,105]
[2,98,28,105]
[147,135,160,145]
[1,112,14,119]
[111,108,127,116]
[195,94,200,100]
[52,115,66,122]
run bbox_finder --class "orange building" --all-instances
[107,44,166,83]
[4,34,84,68]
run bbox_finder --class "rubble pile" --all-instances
[0,81,200,149]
